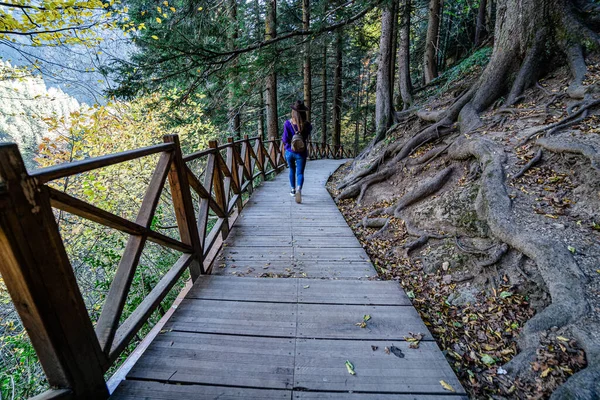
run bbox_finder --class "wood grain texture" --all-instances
[297,279,410,305]
[111,380,292,400]
[297,304,429,339]
[187,276,297,302]
[294,339,465,394]
[165,299,297,337]
[127,332,295,389]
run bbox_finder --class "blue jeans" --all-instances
[285,150,306,189]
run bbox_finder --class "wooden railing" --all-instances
[0,134,349,399]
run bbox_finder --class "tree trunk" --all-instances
[374,2,395,143]
[396,0,413,110]
[424,0,441,83]
[321,42,328,148]
[474,0,488,46]
[332,28,343,153]
[303,0,312,121]
[354,64,363,155]
[363,65,371,142]
[258,90,266,140]
[227,0,241,138]
[390,0,399,97]
[265,0,278,140]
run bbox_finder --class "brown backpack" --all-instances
[291,123,306,152]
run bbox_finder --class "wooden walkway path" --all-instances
[110,160,466,399]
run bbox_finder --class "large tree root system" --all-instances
[537,137,600,170]
[448,136,589,373]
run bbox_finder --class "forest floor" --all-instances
[327,56,600,399]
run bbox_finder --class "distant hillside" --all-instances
[0,62,81,169]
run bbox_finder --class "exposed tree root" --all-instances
[448,136,589,370]
[403,235,429,253]
[339,89,474,201]
[478,243,509,268]
[403,218,448,239]
[361,216,388,228]
[564,43,588,99]
[506,31,545,105]
[367,219,392,240]
[512,149,543,180]
[416,109,444,122]
[537,137,600,170]
[455,236,495,255]
[368,166,454,216]
[518,98,600,145]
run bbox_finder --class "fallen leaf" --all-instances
[355,321,367,328]
[303,285,310,289]
[556,336,570,342]
[568,245,576,253]
[481,354,495,365]
[499,291,512,299]
[345,360,356,375]
[363,314,371,321]
[371,345,378,351]
[440,380,455,392]
[541,367,553,378]
[384,346,390,354]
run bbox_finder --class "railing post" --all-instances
[242,135,254,194]
[0,144,108,399]
[226,137,243,212]
[163,135,204,280]
[255,137,267,179]
[209,140,230,239]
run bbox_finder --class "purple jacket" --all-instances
[282,120,312,155]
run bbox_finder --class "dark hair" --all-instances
[291,100,308,133]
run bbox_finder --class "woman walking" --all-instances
[282,100,312,203]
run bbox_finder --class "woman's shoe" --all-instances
[290,188,296,196]
[295,187,302,203]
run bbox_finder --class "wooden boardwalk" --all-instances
[110,159,466,399]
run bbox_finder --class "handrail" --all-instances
[31,142,176,184]
[0,134,349,399]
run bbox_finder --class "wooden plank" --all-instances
[96,151,172,353]
[231,227,293,236]
[111,380,291,400]
[225,235,292,247]
[109,254,194,363]
[127,332,295,389]
[294,339,465,394]
[294,393,467,399]
[295,248,369,262]
[220,246,293,261]
[297,280,411,305]
[48,188,193,253]
[292,227,357,236]
[186,167,226,217]
[0,144,108,398]
[165,135,204,280]
[165,299,297,337]
[297,304,429,339]
[182,147,216,162]
[293,236,362,248]
[212,260,376,279]
[187,276,298,302]
[31,142,174,184]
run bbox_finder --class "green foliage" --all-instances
[432,47,492,94]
